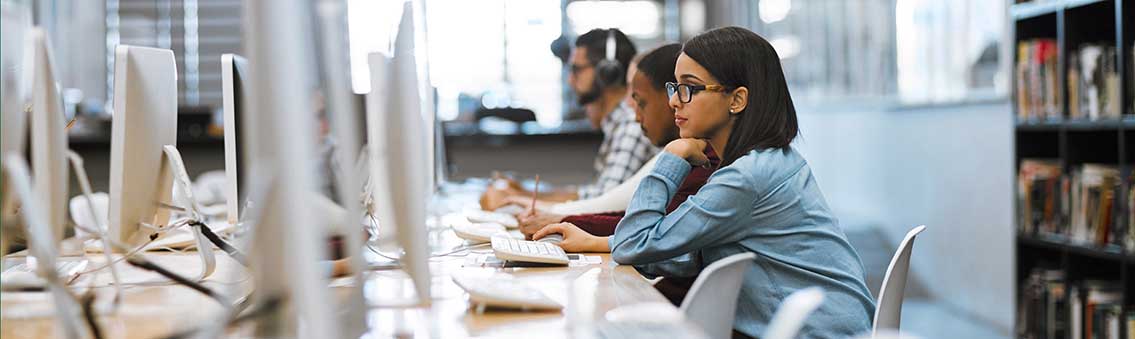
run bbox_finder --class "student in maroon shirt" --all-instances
[518,44,717,305]
[518,44,720,240]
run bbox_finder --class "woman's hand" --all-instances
[505,195,555,213]
[533,222,610,253]
[663,138,710,167]
[479,178,524,210]
[518,211,565,240]
[479,186,512,210]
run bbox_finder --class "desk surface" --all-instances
[1,253,251,339]
[1,195,688,338]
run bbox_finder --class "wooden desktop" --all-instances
[0,195,694,338]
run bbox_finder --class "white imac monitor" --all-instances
[1,1,32,228]
[366,1,431,304]
[29,28,69,245]
[108,45,178,246]
[242,0,338,336]
[1,1,30,159]
[221,53,248,225]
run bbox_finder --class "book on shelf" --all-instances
[1018,160,1130,250]
[1127,312,1135,339]
[1017,39,1061,121]
[1018,268,1067,339]
[1083,281,1124,339]
[1018,159,1064,235]
[1069,44,1122,121]
[1069,164,1122,248]
[1128,174,1135,251]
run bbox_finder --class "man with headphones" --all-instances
[567,28,658,199]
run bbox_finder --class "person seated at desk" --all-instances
[534,27,876,339]
[515,43,713,306]
[481,28,657,207]
[514,44,717,240]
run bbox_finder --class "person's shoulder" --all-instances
[726,147,807,184]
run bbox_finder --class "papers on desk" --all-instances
[464,252,602,268]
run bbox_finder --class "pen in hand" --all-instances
[525,175,540,218]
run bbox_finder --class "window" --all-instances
[708,0,1008,105]
[107,0,243,110]
[348,0,564,126]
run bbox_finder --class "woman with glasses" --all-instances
[534,26,875,339]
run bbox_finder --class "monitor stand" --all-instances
[161,145,217,281]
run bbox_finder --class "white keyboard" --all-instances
[451,275,562,311]
[491,236,569,265]
[452,222,509,243]
[465,210,519,228]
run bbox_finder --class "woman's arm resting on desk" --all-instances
[609,146,756,267]
[480,176,579,210]
[504,195,562,212]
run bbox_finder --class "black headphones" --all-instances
[594,29,625,89]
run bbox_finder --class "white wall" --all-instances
[793,102,1014,335]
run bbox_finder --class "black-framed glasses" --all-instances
[665,82,730,103]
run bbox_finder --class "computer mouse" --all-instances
[535,233,563,245]
[604,302,685,323]
[1,271,45,291]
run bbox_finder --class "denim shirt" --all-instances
[610,148,876,339]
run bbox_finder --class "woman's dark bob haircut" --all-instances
[682,26,799,166]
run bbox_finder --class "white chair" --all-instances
[872,225,927,335]
[763,287,826,339]
[679,252,757,339]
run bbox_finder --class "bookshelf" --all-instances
[1014,0,1134,338]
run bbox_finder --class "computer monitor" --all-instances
[29,28,69,245]
[221,53,247,225]
[1,1,32,231]
[1,1,30,158]
[408,1,436,195]
[366,1,431,304]
[241,0,338,336]
[108,45,178,246]
[313,1,367,335]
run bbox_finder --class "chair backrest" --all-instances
[763,287,826,339]
[872,225,927,335]
[679,252,757,339]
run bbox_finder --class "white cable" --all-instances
[67,150,125,308]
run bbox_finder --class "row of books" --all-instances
[1017,39,1061,121]
[1017,159,1135,250]
[1015,40,1133,121]
[1017,269,1133,339]
[1069,44,1123,120]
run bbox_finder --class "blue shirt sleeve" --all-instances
[609,151,758,273]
